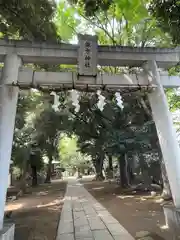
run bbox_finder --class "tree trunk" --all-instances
[107,155,113,178]
[77,168,82,179]
[108,155,113,171]
[20,160,28,192]
[161,159,172,200]
[119,153,129,188]
[20,147,30,192]
[126,159,134,185]
[45,155,52,183]
[10,167,13,187]
[139,153,152,186]
[94,154,104,180]
[31,165,37,187]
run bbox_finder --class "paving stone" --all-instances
[56,179,135,240]
[74,219,89,227]
[75,225,91,232]
[73,207,84,212]
[75,231,93,238]
[60,213,73,219]
[56,233,74,240]
[83,207,97,216]
[92,229,114,240]
[88,217,106,230]
[79,199,89,204]
[93,203,106,211]
[106,223,129,235]
[76,238,93,240]
[113,234,134,240]
[57,221,74,234]
[59,219,73,226]
[60,213,73,223]
[75,228,93,238]
[73,211,85,217]
[73,212,87,219]
[61,207,72,214]
[61,205,72,211]
[73,213,87,222]
[101,216,119,225]
[74,214,89,227]
[98,211,118,224]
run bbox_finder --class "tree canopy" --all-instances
[70,0,180,45]
[150,0,180,45]
[0,0,58,40]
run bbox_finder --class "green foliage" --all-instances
[12,90,44,169]
[55,1,80,41]
[70,0,180,45]
[166,89,180,112]
[59,134,91,168]
[67,0,171,48]
[150,0,180,45]
[70,0,175,46]
[12,128,32,168]
[33,103,64,160]
[70,92,157,160]
[69,0,112,17]
[0,0,59,40]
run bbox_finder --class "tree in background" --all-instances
[33,105,66,183]
[150,0,180,45]
[6,0,61,188]
[0,0,58,40]
[59,134,92,177]
[71,0,180,45]
[69,0,112,17]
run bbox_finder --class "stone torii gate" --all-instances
[1,34,180,238]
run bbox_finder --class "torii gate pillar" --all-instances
[147,60,180,208]
[0,54,21,231]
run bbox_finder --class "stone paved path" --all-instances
[56,179,135,240]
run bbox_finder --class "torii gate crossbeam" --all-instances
[0,37,179,67]
[0,34,180,239]
[2,67,180,90]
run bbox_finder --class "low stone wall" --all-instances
[0,223,15,240]
[163,204,180,239]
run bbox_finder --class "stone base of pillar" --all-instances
[0,223,15,240]
[163,204,180,239]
